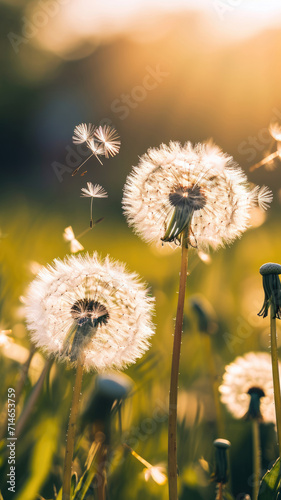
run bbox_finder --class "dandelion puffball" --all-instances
[25,253,155,372]
[123,141,271,251]
[219,352,279,423]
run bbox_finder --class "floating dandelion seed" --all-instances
[123,443,167,485]
[63,226,84,253]
[71,123,121,176]
[250,185,273,211]
[269,122,281,142]
[144,465,167,485]
[0,329,13,347]
[72,123,95,144]
[94,125,121,158]
[123,141,269,251]
[25,253,155,372]
[219,352,278,423]
[81,182,108,199]
[81,182,108,227]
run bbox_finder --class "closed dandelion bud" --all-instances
[189,295,218,335]
[213,438,231,484]
[245,387,265,421]
[81,373,133,426]
[258,263,281,319]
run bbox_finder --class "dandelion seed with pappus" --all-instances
[71,123,121,176]
[81,182,108,227]
[123,139,272,500]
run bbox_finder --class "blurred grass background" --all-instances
[1,0,281,499]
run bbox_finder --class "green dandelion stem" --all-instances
[16,358,53,438]
[62,356,84,500]
[270,305,281,460]
[168,227,189,500]
[252,419,261,500]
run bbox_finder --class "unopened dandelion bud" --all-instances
[213,438,231,484]
[81,373,133,427]
[189,295,217,335]
[244,387,265,421]
[258,263,281,319]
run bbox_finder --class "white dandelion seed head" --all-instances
[250,185,273,211]
[269,122,281,141]
[72,123,96,144]
[94,125,121,158]
[144,465,167,485]
[123,141,258,251]
[25,253,155,372]
[81,182,108,199]
[219,352,278,423]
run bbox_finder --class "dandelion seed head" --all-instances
[219,352,278,423]
[72,123,96,144]
[81,182,108,198]
[94,125,121,158]
[123,141,260,251]
[25,253,155,372]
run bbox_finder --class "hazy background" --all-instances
[1,1,281,499]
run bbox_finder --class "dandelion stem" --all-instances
[62,356,84,500]
[16,358,52,437]
[203,335,225,437]
[270,305,281,460]
[249,151,278,172]
[252,419,261,500]
[168,228,189,500]
[216,482,223,500]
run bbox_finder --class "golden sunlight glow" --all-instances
[23,0,281,58]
